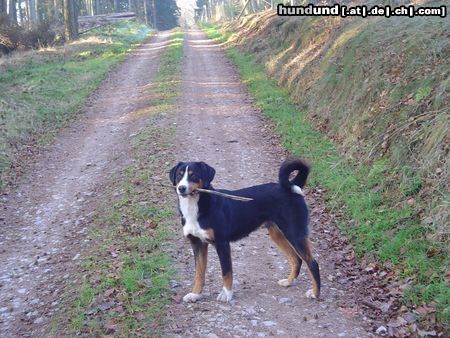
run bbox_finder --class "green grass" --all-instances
[202,24,449,325]
[53,30,184,336]
[0,21,152,187]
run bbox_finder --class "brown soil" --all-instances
[164,29,373,337]
[0,32,172,337]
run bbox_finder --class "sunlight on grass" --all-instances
[0,21,152,187]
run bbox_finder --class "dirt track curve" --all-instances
[0,32,172,337]
[164,29,371,337]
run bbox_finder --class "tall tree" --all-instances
[0,0,7,16]
[151,0,156,27]
[29,0,36,21]
[63,0,78,40]
[114,0,120,12]
[9,0,17,22]
[95,0,100,14]
[143,0,149,25]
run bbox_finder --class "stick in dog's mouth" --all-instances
[195,188,254,202]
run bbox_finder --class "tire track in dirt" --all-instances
[165,28,372,337]
[0,32,173,338]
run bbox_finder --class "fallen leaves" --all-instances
[309,186,445,337]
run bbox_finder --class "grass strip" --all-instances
[201,24,449,325]
[0,21,152,187]
[55,30,183,336]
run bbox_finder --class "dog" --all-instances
[169,157,320,303]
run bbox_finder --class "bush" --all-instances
[0,16,57,55]
[0,15,21,54]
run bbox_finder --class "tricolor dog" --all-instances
[169,158,320,303]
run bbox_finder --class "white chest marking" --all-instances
[179,194,209,241]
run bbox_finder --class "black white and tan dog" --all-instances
[169,157,320,303]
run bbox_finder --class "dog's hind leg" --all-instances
[215,241,233,302]
[289,238,321,299]
[267,223,302,287]
[183,235,208,303]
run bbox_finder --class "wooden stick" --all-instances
[196,188,253,202]
[152,181,253,202]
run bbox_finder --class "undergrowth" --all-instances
[55,30,183,336]
[201,23,449,327]
[0,21,152,188]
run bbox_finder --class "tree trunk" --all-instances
[8,0,17,22]
[35,0,41,23]
[132,0,138,16]
[151,0,156,28]
[29,0,36,22]
[18,0,24,24]
[63,0,78,40]
[114,0,120,12]
[0,0,7,16]
[94,0,100,14]
[143,0,149,25]
[25,0,30,24]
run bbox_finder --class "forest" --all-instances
[0,0,179,53]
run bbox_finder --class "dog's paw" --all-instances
[277,279,292,287]
[217,287,233,302]
[183,292,202,303]
[305,289,317,299]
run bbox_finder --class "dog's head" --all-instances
[169,161,216,198]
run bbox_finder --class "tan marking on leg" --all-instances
[205,228,215,242]
[192,243,208,294]
[297,239,320,298]
[268,224,320,297]
[268,224,301,285]
[223,271,233,290]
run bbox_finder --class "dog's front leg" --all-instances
[215,241,233,302]
[183,235,208,303]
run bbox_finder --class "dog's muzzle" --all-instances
[177,184,197,197]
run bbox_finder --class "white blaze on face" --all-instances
[177,165,189,195]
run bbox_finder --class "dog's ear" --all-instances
[199,162,216,186]
[169,162,183,185]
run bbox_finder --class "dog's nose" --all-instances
[178,185,187,194]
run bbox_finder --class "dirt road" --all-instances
[165,29,372,337]
[0,32,172,337]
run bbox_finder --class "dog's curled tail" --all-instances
[278,157,310,196]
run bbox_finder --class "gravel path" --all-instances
[164,28,372,337]
[0,32,172,337]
